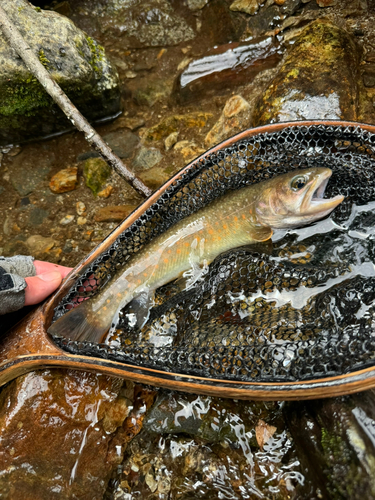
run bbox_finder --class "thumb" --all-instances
[24,272,63,306]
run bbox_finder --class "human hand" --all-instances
[24,260,73,306]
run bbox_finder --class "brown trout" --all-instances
[49,167,344,343]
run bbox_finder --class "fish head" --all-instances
[257,167,344,229]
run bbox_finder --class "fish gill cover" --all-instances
[51,123,375,383]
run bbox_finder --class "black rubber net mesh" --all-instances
[51,124,375,382]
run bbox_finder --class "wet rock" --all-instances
[174,140,205,162]
[253,20,360,125]
[83,158,112,195]
[363,65,375,87]
[285,391,375,499]
[113,116,146,132]
[94,205,137,222]
[98,185,113,198]
[9,149,53,196]
[138,167,170,190]
[76,151,100,162]
[49,167,78,194]
[0,370,132,499]
[200,0,245,46]
[316,0,336,6]
[0,0,120,145]
[59,214,75,225]
[29,207,49,226]
[230,0,262,15]
[246,4,282,37]
[175,37,282,103]
[144,112,212,142]
[133,147,162,171]
[76,201,86,215]
[103,130,140,159]
[77,216,87,225]
[134,79,173,107]
[164,131,179,151]
[26,235,55,255]
[205,95,251,147]
[111,391,304,499]
[97,0,195,48]
[187,0,210,10]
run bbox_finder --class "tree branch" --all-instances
[0,5,152,198]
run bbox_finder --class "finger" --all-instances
[34,260,73,279]
[24,272,62,306]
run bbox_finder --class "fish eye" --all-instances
[291,176,307,190]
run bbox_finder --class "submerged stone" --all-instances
[175,36,283,104]
[253,20,360,125]
[103,130,140,159]
[285,391,375,499]
[94,205,138,223]
[0,370,133,499]
[83,158,112,195]
[0,0,120,145]
[96,0,196,48]
[132,146,162,171]
[205,95,251,147]
[49,167,78,193]
[230,0,262,15]
[144,112,213,142]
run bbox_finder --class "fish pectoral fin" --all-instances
[128,290,155,329]
[251,224,273,242]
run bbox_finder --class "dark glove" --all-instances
[0,256,36,315]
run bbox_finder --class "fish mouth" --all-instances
[303,169,344,214]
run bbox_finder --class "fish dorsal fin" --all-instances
[251,224,273,242]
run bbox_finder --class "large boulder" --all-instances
[252,20,360,125]
[0,0,121,145]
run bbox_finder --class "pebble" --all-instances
[133,147,162,171]
[205,95,251,147]
[125,70,137,78]
[76,201,86,215]
[26,235,55,254]
[230,0,262,15]
[49,167,78,194]
[164,131,179,151]
[98,185,113,198]
[187,0,210,10]
[77,217,87,225]
[83,158,112,195]
[60,215,75,225]
[94,205,137,223]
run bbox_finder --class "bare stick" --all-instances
[0,5,152,198]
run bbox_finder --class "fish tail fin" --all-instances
[48,300,110,343]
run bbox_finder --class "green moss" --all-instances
[38,49,51,70]
[33,6,42,12]
[0,77,51,119]
[83,158,111,195]
[86,36,105,76]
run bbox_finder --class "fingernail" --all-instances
[38,271,62,282]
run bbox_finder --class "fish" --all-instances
[48,167,344,344]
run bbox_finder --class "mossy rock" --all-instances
[83,158,111,195]
[253,19,360,125]
[0,0,121,145]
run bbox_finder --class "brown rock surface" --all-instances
[0,370,131,500]
[49,167,78,194]
[94,205,138,222]
[205,95,251,147]
[175,37,282,104]
[253,20,360,125]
